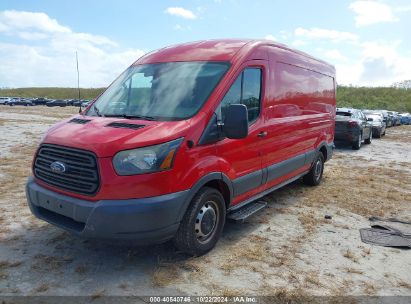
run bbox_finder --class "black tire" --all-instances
[352,133,362,150]
[303,153,325,186]
[376,130,382,138]
[364,130,372,144]
[173,187,226,256]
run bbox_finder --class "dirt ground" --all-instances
[0,106,410,299]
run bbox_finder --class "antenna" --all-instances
[76,51,81,113]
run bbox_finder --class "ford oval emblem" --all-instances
[50,161,66,173]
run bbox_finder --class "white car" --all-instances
[0,97,11,105]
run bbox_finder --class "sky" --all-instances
[0,0,410,88]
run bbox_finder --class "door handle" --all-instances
[258,131,267,138]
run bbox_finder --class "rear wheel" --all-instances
[173,187,226,256]
[376,130,382,138]
[352,133,362,150]
[303,153,324,186]
[364,130,372,144]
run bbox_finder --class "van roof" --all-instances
[134,39,334,71]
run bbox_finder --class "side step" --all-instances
[227,201,267,223]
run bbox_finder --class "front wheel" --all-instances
[303,153,324,186]
[173,187,226,256]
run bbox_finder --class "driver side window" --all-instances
[218,68,262,124]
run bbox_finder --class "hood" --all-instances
[43,115,191,157]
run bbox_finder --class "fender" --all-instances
[175,172,233,222]
[310,140,334,163]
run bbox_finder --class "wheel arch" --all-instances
[176,172,233,222]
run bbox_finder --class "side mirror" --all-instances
[223,104,249,139]
[367,118,373,121]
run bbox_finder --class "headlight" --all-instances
[113,138,183,175]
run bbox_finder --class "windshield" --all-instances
[86,61,230,121]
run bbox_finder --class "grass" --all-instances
[345,268,364,275]
[2,85,411,112]
[0,104,78,119]
[91,289,105,300]
[31,254,74,272]
[152,264,180,287]
[397,280,411,290]
[34,283,49,293]
[0,87,104,100]
[337,85,411,112]
[297,211,326,233]
[304,272,323,287]
[0,260,22,267]
[343,249,359,263]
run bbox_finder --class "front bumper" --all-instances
[26,177,189,243]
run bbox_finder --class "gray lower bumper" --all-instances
[26,177,189,243]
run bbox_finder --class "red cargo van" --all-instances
[26,39,336,255]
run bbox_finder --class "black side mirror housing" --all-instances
[223,104,248,139]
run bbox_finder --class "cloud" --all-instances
[0,10,70,33]
[335,40,411,86]
[294,27,359,43]
[264,34,276,41]
[165,7,197,19]
[349,1,398,27]
[0,10,144,87]
[324,50,348,61]
[360,57,396,83]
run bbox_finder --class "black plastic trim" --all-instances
[233,169,263,197]
[266,153,305,183]
[26,177,188,243]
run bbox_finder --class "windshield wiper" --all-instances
[122,114,156,121]
[102,113,157,121]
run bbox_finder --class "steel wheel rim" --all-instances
[195,200,219,244]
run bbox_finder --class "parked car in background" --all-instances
[364,112,386,138]
[376,110,392,127]
[335,108,372,149]
[9,98,34,106]
[0,97,11,105]
[72,99,82,107]
[31,97,49,105]
[387,111,397,127]
[392,112,402,126]
[46,99,68,107]
[81,100,91,107]
[400,113,411,125]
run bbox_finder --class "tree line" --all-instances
[1,86,410,112]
